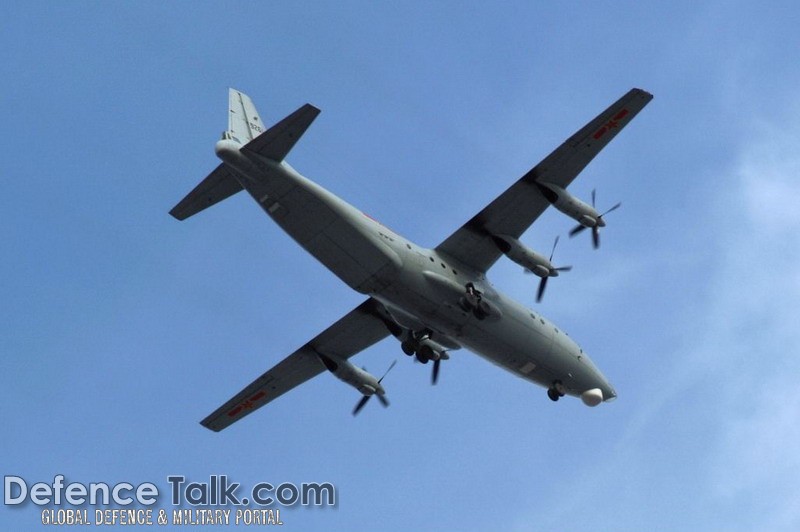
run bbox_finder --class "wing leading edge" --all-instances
[435,88,653,273]
[201,298,391,432]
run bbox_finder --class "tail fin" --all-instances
[228,88,265,143]
[170,89,320,220]
[169,88,257,221]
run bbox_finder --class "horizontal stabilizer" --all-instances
[242,103,320,162]
[169,164,243,220]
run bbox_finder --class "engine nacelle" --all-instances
[578,214,597,228]
[317,353,385,396]
[358,383,377,396]
[492,235,552,277]
[535,182,597,223]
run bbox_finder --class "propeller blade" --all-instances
[600,202,622,218]
[592,226,600,249]
[352,395,371,416]
[549,236,560,262]
[536,276,548,303]
[553,265,572,272]
[432,358,441,385]
[591,189,596,208]
[378,359,397,383]
[376,394,389,408]
[569,224,587,237]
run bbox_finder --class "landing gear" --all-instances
[401,332,444,371]
[459,286,480,312]
[401,332,422,358]
[547,380,566,402]
[460,283,489,320]
[473,300,492,320]
[401,340,416,356]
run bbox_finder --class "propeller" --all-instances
[569,189,621,249]
[352,360,396,416]
[599,202,622,218]
[379,360,397,383]
[432,358,441,385]
[536,277,549,303]
[569,224,588,237]
[530,236,573,303]
[352,395,370,416]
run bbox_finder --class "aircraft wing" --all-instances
[435,88,653,272]
[200,298,391,432]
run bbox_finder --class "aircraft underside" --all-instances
[227,148,612,403]
[170,87,650,430]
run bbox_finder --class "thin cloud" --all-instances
[704,110,800,531]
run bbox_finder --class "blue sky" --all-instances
[3,1,800,530]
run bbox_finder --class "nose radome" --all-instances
[581,388,604,407]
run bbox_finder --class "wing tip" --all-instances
[631,87,654,101]
[168,207,187,221]
[200,418,224,432]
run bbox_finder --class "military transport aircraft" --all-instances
[170,88,652,431]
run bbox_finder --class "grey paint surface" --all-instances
[173,88,652,431]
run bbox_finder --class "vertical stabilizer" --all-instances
[169,90,319,220]
[228,88,264,143]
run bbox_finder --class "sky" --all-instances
[3,1,800,530]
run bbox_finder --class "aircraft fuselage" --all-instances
[217,146,617,404]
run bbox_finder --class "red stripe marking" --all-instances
[363,212,389,228]
[593,127,607,140]
[251,391,266,401]
[613,109,629,121]
[228,406,243,417]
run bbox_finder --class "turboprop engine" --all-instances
[316,353,396,415]
[535,182,621,249]
[491,235,572,302]
[535,182,596,221]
